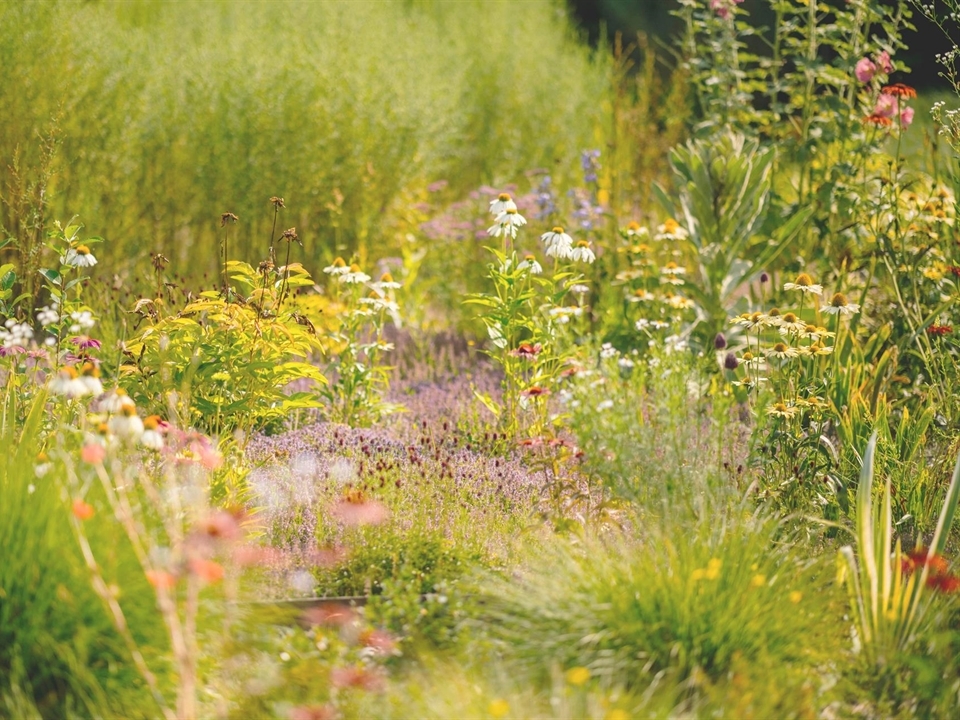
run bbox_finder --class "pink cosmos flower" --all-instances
[874,94,897,118]
[900,106,914,128]
[856,57,877,83]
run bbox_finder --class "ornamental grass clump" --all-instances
[479,496,841,714]
[839,432,960,669]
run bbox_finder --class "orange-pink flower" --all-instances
[72,498,95,521]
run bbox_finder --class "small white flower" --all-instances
[654,219,689,241]
[140,415,165,450]
[569,241,596,264]
[36,306,59,327]
[62,245,98,268]
[540,227,573,255]
[99,388,136,413]
[487,209,527,239]
[517,255,543,274]
[596,399,614,411]
[600,343,618,359]
[339,264,371,284]
[370,272,402,290]
[489,193,517,216]
[109,405,144,441]
[323,257,350,275]
[569,284,590,296]
[69,311,95,330]
[49,367,91,398]
[822,293,860,316]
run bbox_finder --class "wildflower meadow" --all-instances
[9,0,960,717]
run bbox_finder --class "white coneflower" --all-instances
[140,415,165,450]
[50,366,91,398]
[783,273,823,296]
[540,227,573,256]
[323,257,350,276]
[79,362,104,395]
[630,289,655,303]
[666,294,695,310]
[777,312,807,336]
[487,208,527,239]
[358,294,400,314]
[625,221,649,238]
[654,218,689,241]
[99,388,135,413]
[758,308,783,328]
[34,451,52,479]
[766,402,798,419]
[517,254,543,274]
[109,404,144,441]
[489,192,517,216]
[765,342,800,363]
[569,240,596,264]
[822,292,860,315]
[340,264,371,284]
[62,245,98,268]
[370,272,401,290]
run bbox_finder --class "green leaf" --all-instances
[38,268,61,284]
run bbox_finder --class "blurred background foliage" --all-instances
[0,0,611,282]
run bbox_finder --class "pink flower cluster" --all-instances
[874,92,914,128]
[710,0,744,19]
[855,50,894,83]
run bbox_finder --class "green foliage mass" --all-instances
[0,0,608,278]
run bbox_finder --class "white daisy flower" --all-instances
[654,218,689,241]
[517,254,543,274]
[109,404,144,441]
[140,416,165,450]
[822,293,860,316]
[782,273,823,296]
[323,257,350,276]
[62,245,98,268]
[540,226,573,253]
[79,363,104,396]
[339,264,371,284]
[99,388,136,414]
[487,208,527,239]
[370,272,402,290]
[489,192,517,216]
[569,240,596,264]
[49,366,91,398]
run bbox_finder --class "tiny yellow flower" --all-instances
[750,574,766,588]
[789,591,803,604]
[705,558,722,580]
[489,699,510,718]
[606,711,630,720]
[566,666,591,686]
[691,568,706,582]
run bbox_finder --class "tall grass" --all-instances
[0,390,162,716]
[0,0,609,281]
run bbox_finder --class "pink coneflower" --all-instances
[330,666,384,692]
[510,342,542,359]
[70,336,102,351]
